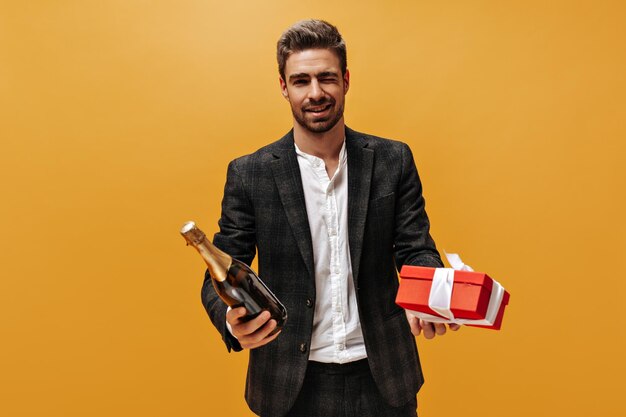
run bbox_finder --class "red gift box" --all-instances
[396,265,510,330]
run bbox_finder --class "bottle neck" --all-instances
[196,240,231,282]
[181,223,231,282]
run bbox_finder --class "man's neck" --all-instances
[293,119,345,161]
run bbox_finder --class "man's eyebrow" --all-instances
[288,71,339,81]
[288,73,311,81]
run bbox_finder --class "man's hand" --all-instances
[227,307,281,349]
[406,311,461,339]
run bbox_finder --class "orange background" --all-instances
[1,1,624,416]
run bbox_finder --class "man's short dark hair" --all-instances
[277,19,347,80]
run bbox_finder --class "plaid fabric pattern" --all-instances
[285,359,418,417]
[201,127,442,417]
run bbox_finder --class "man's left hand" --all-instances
[406,311,461,339]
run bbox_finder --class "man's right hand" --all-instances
[226,307,281,349]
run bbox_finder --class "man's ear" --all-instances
[343,69,350,94]
[279,77,289,100]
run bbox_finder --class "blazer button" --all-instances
[306,298,313,308]
[299,342,308,353]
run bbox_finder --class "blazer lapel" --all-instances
[269,132,315,281]
[346,128,374,285]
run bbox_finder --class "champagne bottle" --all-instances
[180,221,287,335]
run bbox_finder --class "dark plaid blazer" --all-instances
[201,127,443,417]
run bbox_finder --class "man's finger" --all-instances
[240,319,278,346]
[227,306,247,322]
[232,310,271,337]
[420,320,436,339]
[244,329,282,350]
[406,313,421,336]
[449,323,461,331]
[434,322,447,335]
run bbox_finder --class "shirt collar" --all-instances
[294,138,347,165]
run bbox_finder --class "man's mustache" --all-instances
[304,99,334,111]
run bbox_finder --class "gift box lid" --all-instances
[398,265,495,320]
[400,265,493,291]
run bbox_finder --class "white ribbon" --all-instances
[406,253,505,327]
[444,252,474,272]
[428,268,455,320]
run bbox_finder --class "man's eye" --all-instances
[293,80,307,85]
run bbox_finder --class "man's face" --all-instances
[280,48,350,134]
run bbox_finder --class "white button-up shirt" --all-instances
[295,140,367,363]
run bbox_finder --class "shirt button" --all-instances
[337,344,345,351]
[299,343,308,353]
[306,298,313,308]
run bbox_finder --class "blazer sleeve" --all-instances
[200,158,257,352]
[393,142,444,269]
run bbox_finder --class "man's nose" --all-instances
[308,79,325,101]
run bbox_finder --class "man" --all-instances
[201,19,459,417]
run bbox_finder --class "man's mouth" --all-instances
[305,103,332,114]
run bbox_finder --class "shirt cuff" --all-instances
[225,306,238,340]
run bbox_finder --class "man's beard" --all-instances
[292,100,344,133]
